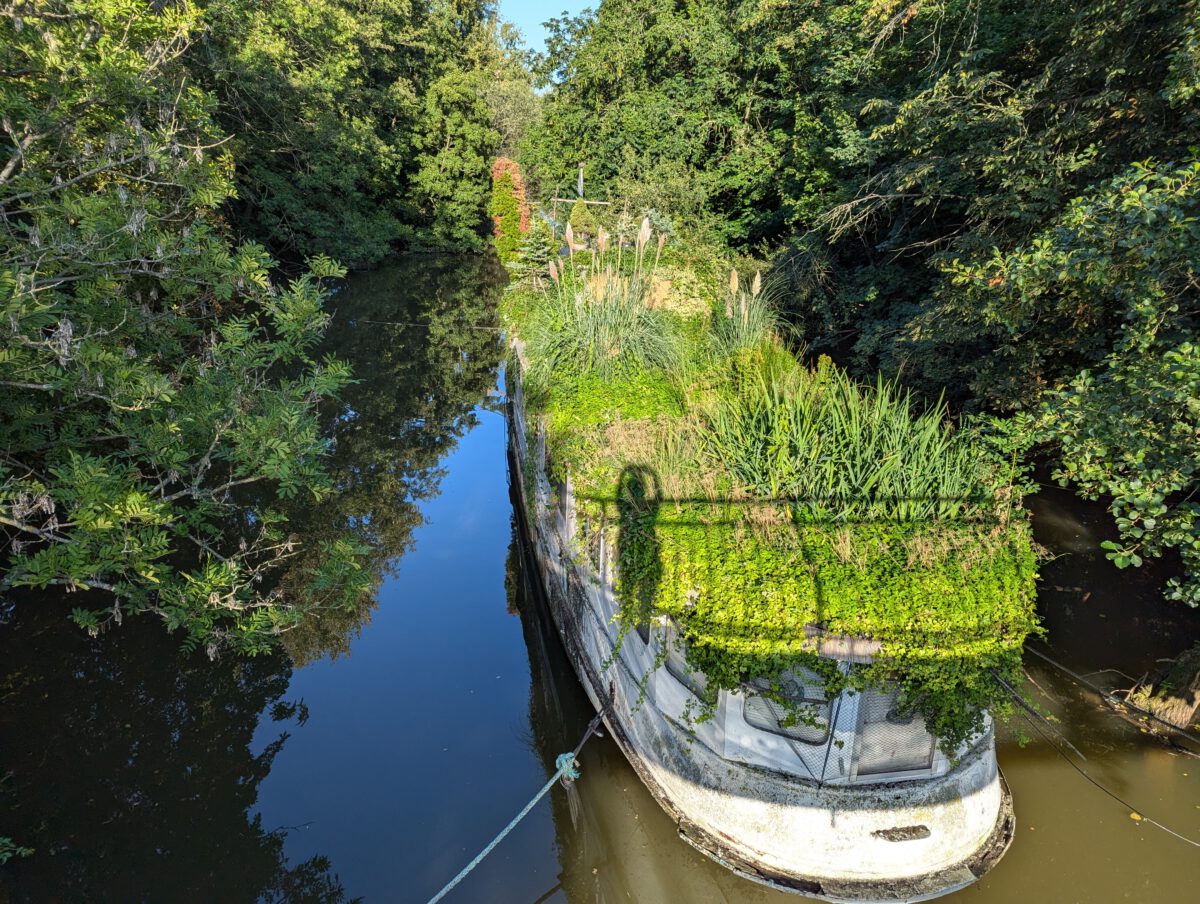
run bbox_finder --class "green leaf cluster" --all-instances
[490,160,529,264]
[191,0,530,264]
[0,1,353,652]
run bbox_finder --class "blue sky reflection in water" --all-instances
[249,401,564,902]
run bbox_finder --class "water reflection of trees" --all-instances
[0,256,505,900]
[0,600,355,902]
[280,255,504,665]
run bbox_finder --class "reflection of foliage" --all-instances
[0,598,356,902]
[279,256,506,665]
[0,836,33,864]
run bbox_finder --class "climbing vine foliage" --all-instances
[489,157,530,264]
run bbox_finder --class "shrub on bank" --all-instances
[489,158,530,264]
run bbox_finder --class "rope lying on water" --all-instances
[1025,645,1200,746]
[1012,702,1200,850]
[994,664,1200,850]
[425,705,609,904]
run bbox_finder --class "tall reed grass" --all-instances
[705,354,985,522]
[522,218,686,384]
[711,268,783,356]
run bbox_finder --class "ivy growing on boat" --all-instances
[501,220,1040,752]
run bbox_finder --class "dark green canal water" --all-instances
[1,257,1197,903]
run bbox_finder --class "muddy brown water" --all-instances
[1,257,1197,903]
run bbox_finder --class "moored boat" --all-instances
[499,215,1037,900]
[507,358,1016,903]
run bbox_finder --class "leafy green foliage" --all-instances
[504,236,1039,749]
[192,0,517,264]
[518,228,688,390]
[960,160,1200,603]
[489,158,530,264]
[508,215,557,283]
[567,198,599,236]
[409,68,501,250]
[0,836,33,864]
[647,509,1037,750]
[524,0,1200,603]
[710,274,780,357]
[0,1,356,651]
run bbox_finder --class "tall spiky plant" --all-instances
[523,217,682,386]
[705,355,987,522]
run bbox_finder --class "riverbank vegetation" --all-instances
[0,1,529,653]
[521,0,1200,609]
[501,221,1038,749]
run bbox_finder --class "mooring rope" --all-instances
[425,707,608,904]
[1025,645,1200,746]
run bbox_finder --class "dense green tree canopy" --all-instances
[0,1,512,651]
[522,0,1200,604]
[0,0,530,648]
[0,1,341,651]
[193,0,532,265]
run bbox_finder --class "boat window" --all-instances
[743,671,831,745]
[664,623,707,697]
[856,687,935,776]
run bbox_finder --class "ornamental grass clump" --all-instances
[705,353,984,522]
[522,218,686,386]
[712,268,782,356]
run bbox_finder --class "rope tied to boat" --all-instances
[425,688,613,904]
[555,751,581,782]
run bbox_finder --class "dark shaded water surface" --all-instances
[2,257,1198,903]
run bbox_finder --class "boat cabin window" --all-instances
[664,623,707,698]
[855,687,935,776]
[743,670,831,745]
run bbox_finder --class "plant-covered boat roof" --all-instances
[502,222,1039,750]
